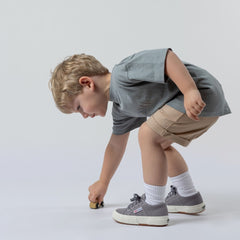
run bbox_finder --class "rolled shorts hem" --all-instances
[146,105,219,147]
[146,117,190,147]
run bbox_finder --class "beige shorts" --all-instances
[146,105,219,147]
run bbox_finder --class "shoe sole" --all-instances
[167,202,205,214]
[112,210,169,227]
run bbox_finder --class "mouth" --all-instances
[90,113,95,118]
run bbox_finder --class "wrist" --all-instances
[99,178,110,187]
[183,87,199,96]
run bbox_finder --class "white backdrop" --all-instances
[0,0,239,239]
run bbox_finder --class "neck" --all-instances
[97,73,111,101]
[105,73,111,101]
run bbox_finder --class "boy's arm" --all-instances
[88,132,130,203]
[165,50,206,121]
[99,132,130,185]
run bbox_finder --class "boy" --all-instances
[49,48,231,226]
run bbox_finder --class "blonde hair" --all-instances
[48,54,109,113]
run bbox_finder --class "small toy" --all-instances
[89,201,104,209]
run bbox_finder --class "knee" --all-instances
[138,122,173,149]
[138,122,162,146]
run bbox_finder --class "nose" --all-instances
[77,108,88,118]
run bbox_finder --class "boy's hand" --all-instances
[184,89,206,121]
[88,180,108,204]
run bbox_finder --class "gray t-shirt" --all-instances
[109,48,231,135]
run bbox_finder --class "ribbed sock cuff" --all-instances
[170,171,197,197]
[144,183,166,205]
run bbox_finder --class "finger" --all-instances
[89,193,97,203]
[197,100,206,108]
[98,195,104,203]
[88,193,92,202]
[192,106,203,116]
[89,193,95,202]
[187,110,199,121]
[193,104,203,113]
[188,106,201,116]
[186,110,195,120]
[193,115,199,121]
[190,107,200,116]
[191,114,199,121]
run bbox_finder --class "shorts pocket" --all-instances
[152,105,184,129]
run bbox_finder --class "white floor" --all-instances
[1,139,240,240]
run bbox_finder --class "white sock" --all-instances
[144,182,166,205]
[170,171,198,197]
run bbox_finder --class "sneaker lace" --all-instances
[166,185,177,199]
[128,194,142,208]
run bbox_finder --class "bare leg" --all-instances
[163,145,199,200]
[164,146,188,177]
[138,122,189,185]
[138,123,168,186]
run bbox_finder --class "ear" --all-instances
[78,76,95,90]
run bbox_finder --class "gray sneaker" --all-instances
[112,194,169,227]
[165,185,206,214]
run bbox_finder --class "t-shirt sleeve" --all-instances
[112,103,146,135]
[125,48,172,84]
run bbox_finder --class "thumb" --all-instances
[98,195,104,203]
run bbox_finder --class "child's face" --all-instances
[71,78,108,118]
